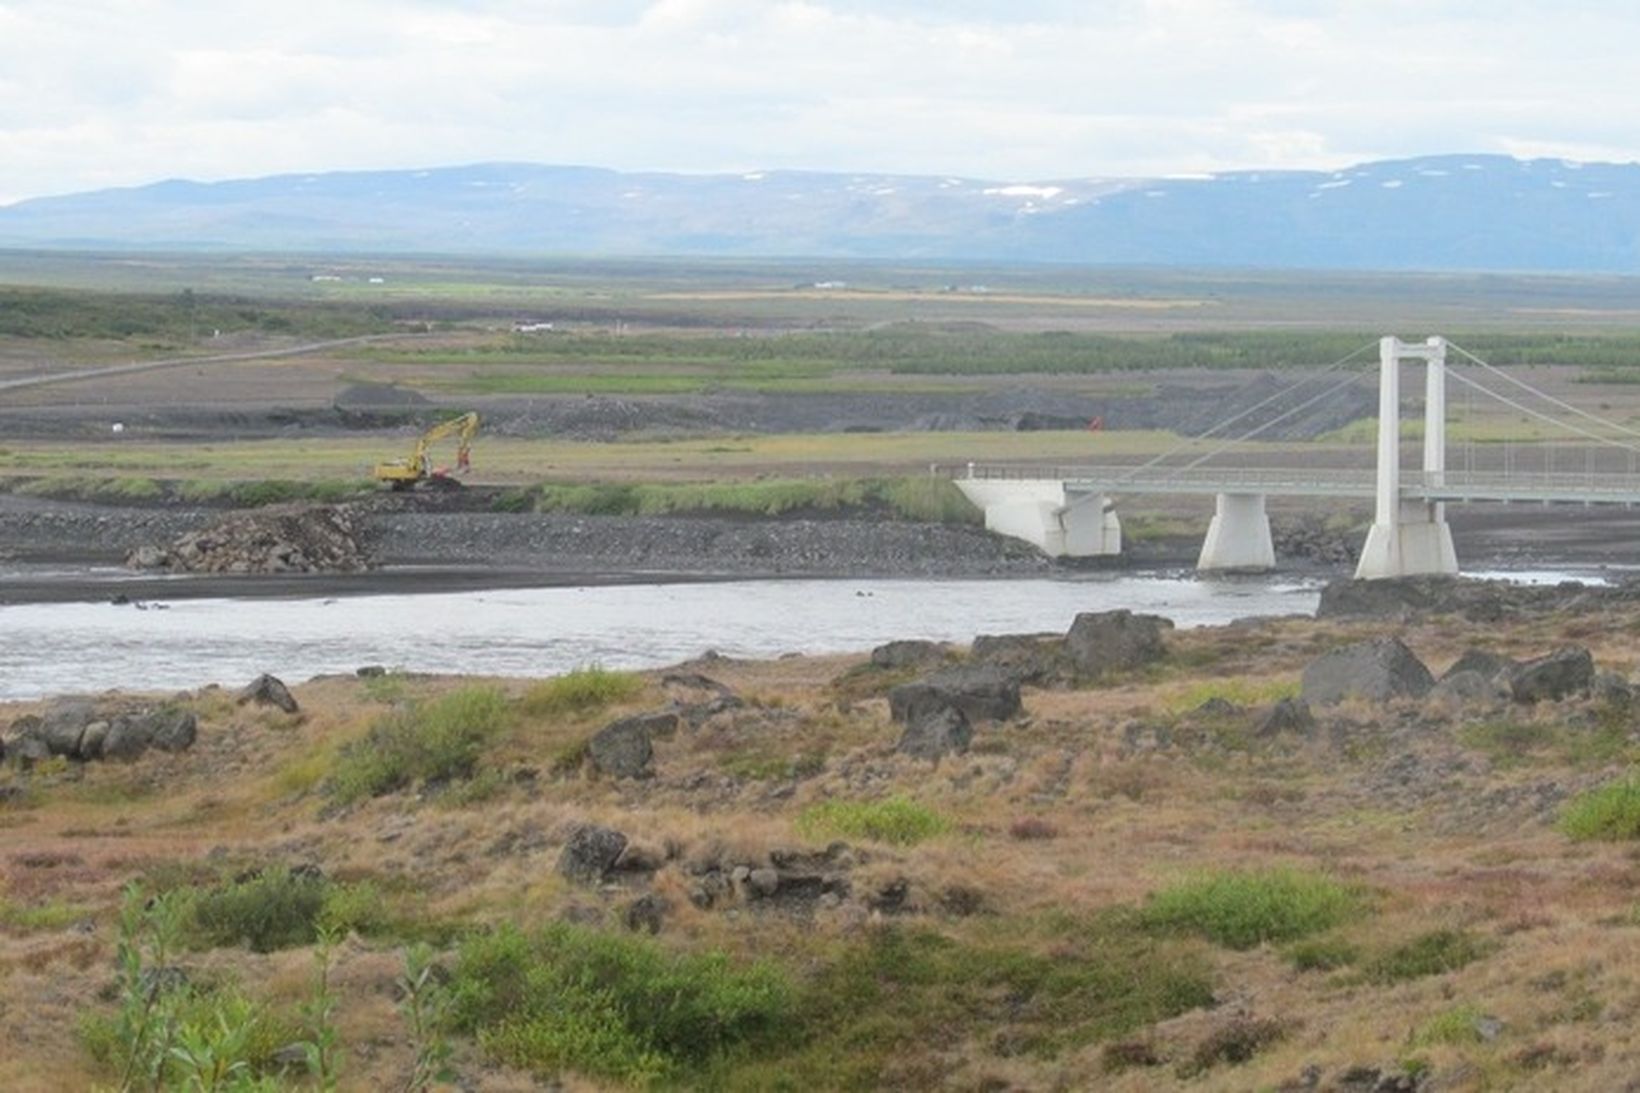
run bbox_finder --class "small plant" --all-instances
[111,884,189,1091]
[328,685,509,803]
[1409,1004,1490,1048]
[187,867,387,953]
[520,666,644,718]
[1286,934,1359,971]
[719,749,827,782]
[1140,867,1363,950]
[399,943,455,1092]
[303,929,343,1091]
[796,796,950,846]
[1559,776,1640,841]
[1361,929,1496,984]
[1180,1017,1286,1076]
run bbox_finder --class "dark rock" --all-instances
[557,823,629,884]
[747,867,781,898]
[39,700,96,758]
[1192,696,1241,720]
[587,712,680,778]
[237,673,299,714]
[1509,646,1595,704]
[969,633,1066,684]
[1256,697,1315,735]
[897,705,972,760]
[1428,670,1508,711]
[1300,637,1434,705]
[938,884,987,916]
[146,709,197,753]
[1442,648,1519,682]
[98,708,196,761]
[868,876,912,914]
[869,639,951,671]
[1063,609,1170,680]
[889,665,1021,724]
[622,893,671,934]
[79,721,110,760]
[355,665,387,677]
[1594,671,1634,709]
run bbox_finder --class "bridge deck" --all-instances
[957,465,1640,506]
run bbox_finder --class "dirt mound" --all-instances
[125,504,370,574]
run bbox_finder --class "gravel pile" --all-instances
[127,504,370,574]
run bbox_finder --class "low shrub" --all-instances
[1008,816,1061,841]
[450,922,794,1085]
[1139,867,1363,950]
[1182,1017,1286,1075]
[796,796,950,846]
[520,666,644,718]
[1559,777,1640,840]
[1286,934,1359,971]
[187,866,387,952]
[1361,929,1495,984]
[327,685,509,803]
[1409,1004,1490,1048]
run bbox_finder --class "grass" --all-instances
[450,922,794,1086]
[1164,676,1299,715]
[519,666,644,717]
[1459,718,1635,769]
[326,685,510,803]
[719,749,827,781]
[1285,934,1360,971]
[795,796,951,846]
[1559,776,1640,840]
[1409,1004,1491,1048]
[1139,867,1365,950]
[719,924,1216,1087]
[186,866,388,952]
[531,475,982,524]
[0,897,94,932]
[1360,929,1496,984]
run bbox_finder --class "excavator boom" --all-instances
[373,411,479,487]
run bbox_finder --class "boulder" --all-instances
[1594,671,1634,709]
[557,824,629,884]
[588,717,656,779]
[1256,697,1314,736]
[1063,610,1170,680]
[897,705,972,760]
[969,633,1066,684]
[1300,637,1435,705]
[102,708,197,760]
[6,717,49,765]
[1442,649,1518,682]
[79,721,110,760]
[1508,646,1595,704]
[622,893,670,934]
[746,867,781,898]
[39,700,96,758]
[889,665,1021,724]
[237,674,299,714]
[869,640,951,672]
[1428,669,1508,711]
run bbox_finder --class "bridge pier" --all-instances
[955,478,1121,557]
[1197,492,1275,571]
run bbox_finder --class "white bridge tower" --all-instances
[1353,335,1458,579]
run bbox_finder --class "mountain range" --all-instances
[3,154,1640,272]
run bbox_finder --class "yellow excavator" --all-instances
[372,411,479,489]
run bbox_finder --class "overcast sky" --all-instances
[3,0,1638,205]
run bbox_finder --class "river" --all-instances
[0,571,1328,700]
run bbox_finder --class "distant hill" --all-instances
[4,155,1640,271]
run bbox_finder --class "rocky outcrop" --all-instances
[6,700,196,763]
[1442,649,1519,683]
[1064,610,1171,680]
[1301,638,1435,705]
[127,504,369,574]
[588,710,679,779]
[869,640,952,672]
[557,823,629,884]
[1508,646,1595,704]
[897,705,972,760]
[889,665,1021,724]
[237,674,299,714]
[1256,697,1315,736]
[1317,576,1640,623]
[969,633,1066,684]
[1428,670,1508,712]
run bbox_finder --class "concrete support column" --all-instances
[954,479,1120,558]
[1197,492,1275,572]
[1355,335,1458,579]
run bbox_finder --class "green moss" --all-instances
[519,666,644,718]
[796,796,950,846]
[1139,867,1364,950]
[1560,776,1640,840]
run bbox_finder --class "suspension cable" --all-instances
[1116,338,1378,481]
[1448,340,1640,443]
[1445,368,1640,458]
[1163,371,1371,476]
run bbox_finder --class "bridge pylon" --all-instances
[1354,335,1458,580]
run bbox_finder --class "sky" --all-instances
[3,0,1639,205]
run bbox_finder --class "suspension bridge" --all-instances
[952,336,1640,579]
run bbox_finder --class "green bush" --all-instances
[186,867,388,953]
[520,666,644,718]
[1139,868,1363,950]
[876,476,981,524]
[1560,777,1640,840]
[796,796,950,846]
[1361,929,1495,984]
[1286,934,1360,971]
[1409,1004,1490,1048]
[451,922,794,1085]
[327,685,509,803]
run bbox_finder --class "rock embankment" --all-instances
[126,505,370,574]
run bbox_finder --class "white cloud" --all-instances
[3,1,1640,203]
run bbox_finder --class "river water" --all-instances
[0,572,1326,700]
